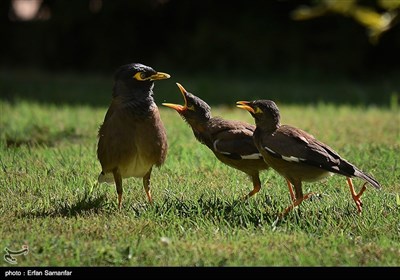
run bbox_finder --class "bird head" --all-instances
[236,100,280,129]
[113,63,170,98]
[162,83,212,124]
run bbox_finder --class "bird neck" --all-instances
[187,117,211,134]
[191,118,226,149]
[115,89,156,116]
[112,79,155,106]
[192,126,210,148]
[255,119,280,134]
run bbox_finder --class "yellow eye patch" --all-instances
[254,107,263,114]
[133,72,149,81]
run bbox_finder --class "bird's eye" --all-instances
[254,107,263,114]
[133,72,148,81]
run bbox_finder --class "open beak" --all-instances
[149,72,171,81]
[162,82,188,113]
[236,101,255,114]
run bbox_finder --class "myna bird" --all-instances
[162,83,269,199]
[97,63,170,209]
[236,100,381,215]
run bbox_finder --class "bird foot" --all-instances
[242,188,260,201]
[145,191,153,204]
[118,193,122,210]
[279,201,301,218]
[352,183,367,213]
[303,192,316,201]
[279,192,318,218]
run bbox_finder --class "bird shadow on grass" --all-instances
[135,192,367,230]
[132,193,284,229]
[18,192,108,219]
[54,193,108,217]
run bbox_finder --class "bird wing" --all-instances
[97,111,125,171]
[211,121,262,160]
[98,101,117,136]
[260,125,381,189]
[260,125,345,173]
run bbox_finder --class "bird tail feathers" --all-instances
[336,159,381,190]
[353,169,381,190]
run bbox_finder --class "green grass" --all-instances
[0,72,399,266]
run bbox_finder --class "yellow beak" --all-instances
[236,101,255,114]
[149,72,170,81]
[162,82,189,113]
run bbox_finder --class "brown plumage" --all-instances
[97,63,170,209]
[162,83,269,199]
[237,100,381,215]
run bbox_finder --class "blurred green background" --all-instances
[1,0,400,106]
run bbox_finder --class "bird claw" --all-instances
[355,199,363,213]
[353,183,367,213]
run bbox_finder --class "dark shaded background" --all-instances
[1,0,399,106]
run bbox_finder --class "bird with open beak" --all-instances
[236,99,381,216]
[163,83,269,200]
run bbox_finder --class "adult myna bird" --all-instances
[97,63,170,209]
[162,83,269,199]
[236,99,381,215]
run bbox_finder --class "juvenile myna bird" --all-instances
[162,83,269,199]
[236,100,381,215]
[97,63,170,209]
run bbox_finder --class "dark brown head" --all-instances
[162,83,212,124]
[113,63,170,99]
[236,100,281,131]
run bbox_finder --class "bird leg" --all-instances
[143,168,153,204]
[280,180,315,217]
[346,177,367,213]
[242,174,261,200]
[281,192,315,217]
[112,168,123,210]
[287,179,296,202]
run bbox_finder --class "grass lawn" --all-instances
[0,71,399,266]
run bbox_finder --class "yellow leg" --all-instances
[286,180,296,202]
[280,191,315,217]
[113,168,123,210]
[143,169,153,204]
[243,175,261,200]
[346,177,367,213]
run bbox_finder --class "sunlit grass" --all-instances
[0,96,399,266]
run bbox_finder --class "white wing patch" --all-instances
[213,139,232,155]
[241,153,263,160]
[298,136,309,144]
[213,139,218,151]
[213,139,221,152]
[214,139,262,159]
[264,146,276,155]
[264,146,306,163]
[281,155,306,163]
